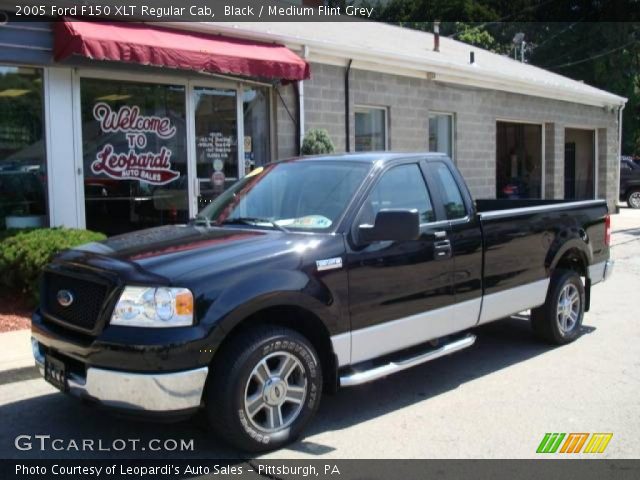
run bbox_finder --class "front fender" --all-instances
[199,268,343,352]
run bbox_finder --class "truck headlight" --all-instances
[110,286,194,328]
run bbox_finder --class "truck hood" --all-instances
[56,224,321,283]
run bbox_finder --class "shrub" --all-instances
[0,228,106,302]
[0,228,31,244]
[301,128,335,155]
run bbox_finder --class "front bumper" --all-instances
[32,338,208,412]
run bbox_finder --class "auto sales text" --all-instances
[15,463,341,476]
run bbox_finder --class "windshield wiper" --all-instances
[221,217,289,233]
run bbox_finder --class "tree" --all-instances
[366,0,640,154]
[451,22,504,53]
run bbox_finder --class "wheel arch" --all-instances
[550,245,589,277]
[209,296,340,394]
[549,243,592,311]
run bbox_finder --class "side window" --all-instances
[360,164,435,225]
[429,162,467,220]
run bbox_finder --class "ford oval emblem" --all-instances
[56,290,74,308]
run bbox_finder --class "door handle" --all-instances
[433,230,447,239]
[434,239,452,260]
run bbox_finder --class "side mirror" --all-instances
[357,209,420,244]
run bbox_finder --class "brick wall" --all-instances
[278,62,620,209]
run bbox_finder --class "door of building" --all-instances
[189,83,273,217]
[190,85,241,215]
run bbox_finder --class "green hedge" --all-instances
[0,228,106,302]
[0,228,32,244]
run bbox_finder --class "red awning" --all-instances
[54,20,310,82]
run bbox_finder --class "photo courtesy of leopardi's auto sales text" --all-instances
[0,0,638,479]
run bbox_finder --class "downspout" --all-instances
[616,103,625,213]
[345,59,353,152]
[293,82,301,155]
[298,45,309,155]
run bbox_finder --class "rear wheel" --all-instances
[627,189,640,209]
[531,270,585,345]
[206,325,322,452]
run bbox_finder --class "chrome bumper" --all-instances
[589,260,614,285]
[32,338,208,412]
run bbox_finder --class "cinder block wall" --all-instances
[274,83,299,160]
[279,62,619,210]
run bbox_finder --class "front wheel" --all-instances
[206,325,323,452]
[627,189,640,209]
[531,270,585,345]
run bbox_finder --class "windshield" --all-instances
[196,161,371,232]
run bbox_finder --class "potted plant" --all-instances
[301,129,335,155]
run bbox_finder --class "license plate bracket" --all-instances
[44,354,68,392]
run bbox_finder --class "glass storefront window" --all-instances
[496,122,543,199]
[81,78,188,236]
[355,107,387,151]
[428,113,454,159]
[243,87,271,174]
[194,87,238,210]
[0,66,47,230]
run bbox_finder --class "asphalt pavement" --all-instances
[0,208,638,459]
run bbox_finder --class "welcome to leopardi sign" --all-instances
[90,102,181,185]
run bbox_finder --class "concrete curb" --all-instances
[0,329,33,373]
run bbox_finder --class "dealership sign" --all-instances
[90,102,180,185]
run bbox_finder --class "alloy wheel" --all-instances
[243,352,308,433]
[556,283,581,335]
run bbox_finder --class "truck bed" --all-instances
[472,198,609,324]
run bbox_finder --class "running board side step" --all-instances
[339,334,476,387]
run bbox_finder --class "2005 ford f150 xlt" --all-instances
[32,153,613,451]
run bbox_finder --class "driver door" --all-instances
[345,162,457,364]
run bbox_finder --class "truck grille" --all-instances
[42,272,110,333]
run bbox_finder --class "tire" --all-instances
[531,269,585,345]
[205,325,323,452]
[627,189,640,209]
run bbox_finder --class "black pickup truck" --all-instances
[32,153,613,451]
